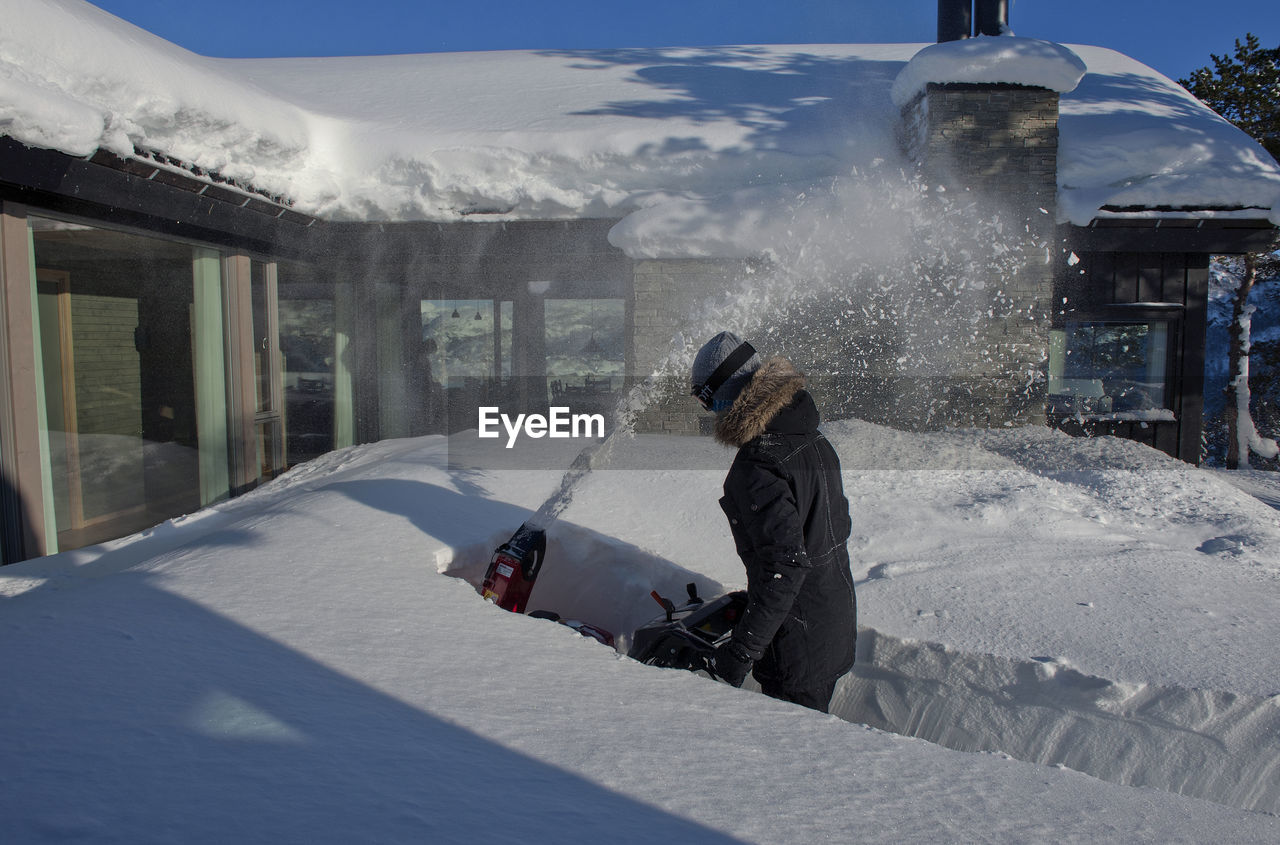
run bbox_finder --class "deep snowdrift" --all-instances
[2,425,1278,842]
[537,423,1280,814]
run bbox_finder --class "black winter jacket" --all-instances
[715,358,857,691]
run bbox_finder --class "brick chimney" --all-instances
[889,11,1087,427]
[905,2,1068,222]
[899,83,1060,222]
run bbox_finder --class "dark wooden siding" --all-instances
[1053,250,1209,464]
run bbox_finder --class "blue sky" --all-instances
[89,0,1278,83]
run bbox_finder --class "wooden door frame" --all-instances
[35,268,85,530]
[224,254,284,491]
[0,202,51,560]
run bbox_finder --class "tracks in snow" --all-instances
[444,519,1279,815]
[833,628,1280,815]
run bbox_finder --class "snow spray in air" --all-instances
[541,169,1048,521]
[489,167,1050,604]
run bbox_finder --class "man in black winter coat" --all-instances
[691,331,857,713]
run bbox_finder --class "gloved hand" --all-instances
[713,640,754,688]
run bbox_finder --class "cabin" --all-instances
[1,0,1277,561]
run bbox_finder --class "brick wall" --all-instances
[901,83,1059,216]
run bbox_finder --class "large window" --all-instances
[419,299,512,433]
[1048,321,1171,419]
[545,298,624,418]
[30,216,228,550]
[279,294,336,465]
[411,295,625,433]
[250,259,283,480]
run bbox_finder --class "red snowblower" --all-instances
[479,524,614,646]
[479,524,546,614]
[479,526,744,669]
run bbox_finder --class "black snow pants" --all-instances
[759,677,839,713]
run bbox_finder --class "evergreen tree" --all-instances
[1180,35,1280,468]
[1179,33,1280,162]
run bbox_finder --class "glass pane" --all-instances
[279,265,335,465]
[420,299,497,433]
[255,420,281,480]
[545,299,624,419]
[500,301,513,380]
[251,260,273,413]
[30,216,211,550]
[1048,322,1170,417]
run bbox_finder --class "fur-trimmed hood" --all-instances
[714,357,807,447]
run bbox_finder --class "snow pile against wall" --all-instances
[2,0,1279,247]
[888,35,1087,107]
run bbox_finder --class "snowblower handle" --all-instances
[649,590,676,623]
[699,653,719,680]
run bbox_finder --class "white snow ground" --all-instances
[2,424,1279,843]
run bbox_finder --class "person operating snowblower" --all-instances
[691,332,858,713]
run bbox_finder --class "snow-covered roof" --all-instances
[3,0,1279,256]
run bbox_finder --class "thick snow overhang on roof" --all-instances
[1056,44,1280,229]
[889,36,1088,107]
[0,0,313,199]
[2,0,1279,258]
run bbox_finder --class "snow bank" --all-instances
[5,0,1279,243]
[451,458,1280,815]
[2,429,1280,840]
[839,630,1280,815]
[553,422,1280,813]
[889,35,1087,107]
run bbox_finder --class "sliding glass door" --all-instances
[29,216,217,550]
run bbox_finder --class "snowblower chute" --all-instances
[480,524,546,613]
[478,523,616,643]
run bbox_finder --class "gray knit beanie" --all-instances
[691,331,762,408]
